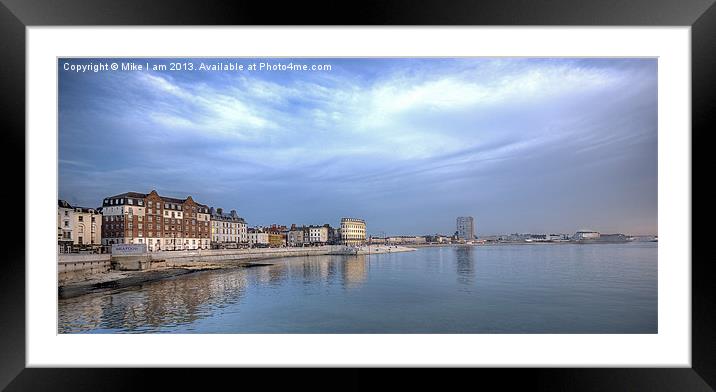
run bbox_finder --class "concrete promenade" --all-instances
[58,245,359,280]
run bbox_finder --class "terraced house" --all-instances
[101,190,211,251]
[57,200,102,253]
[210,207,247,248]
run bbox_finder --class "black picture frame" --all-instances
[2,0,711,390]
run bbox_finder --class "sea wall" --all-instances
[59,245,358,275]
[58,254,112,282]
[154,245,349,265]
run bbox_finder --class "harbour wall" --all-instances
[59,245,359,274]
[58,254,112,282]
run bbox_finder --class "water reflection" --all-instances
[59,255,369,333]
[455,246,475,287]
[58,244,658,334]
[59,270,250,333]
[343,257,368,288]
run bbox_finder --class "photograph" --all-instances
[56,57,659,334]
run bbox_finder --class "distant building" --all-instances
[597,233,630,243]
[264,225,287,247]
[287,224,334,246]
[58,200,102,253]
[456,216,475,240]
[210,207,247,248]
[369,236,387,244]
[307,225,330,244]
[247,228,269,247]
[387,236,427,245]
[548,233,570,241]
[572,230,600,240]
[340,218,366,246]
[287,225,305,247]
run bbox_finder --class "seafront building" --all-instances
[340,218,366,246]
[58,200,102,253]
[456,216,475,240]
[308,225,330,245]
[264,225,288,247]
[247,228,270,247]
[287,225,305,247]
[100,190,211,251]
[572,230,600,240]
[386,236,427,245]
[210,207,247,248]
[286,224,337,246]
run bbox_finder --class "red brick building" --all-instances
[101,190,210,251]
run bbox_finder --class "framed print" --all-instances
[3,0,712,390]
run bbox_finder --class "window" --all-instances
[78,216,83,222]
[64,211,68,216]
[91,216,95,223]
[156,202,160,209]
[128,199,134,205]
[64,221,69,227]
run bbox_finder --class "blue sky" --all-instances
[59,58,657,236]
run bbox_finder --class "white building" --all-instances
[340,218,366,246]
[573,230,600,240]
[248,230,270,246]
[308,225,329,244]
[210,207,247,248]
[287,227,305,247]
[456,216,475,240]
[387,236,427,244]
[58,200,102,253]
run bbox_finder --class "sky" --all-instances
[58,58,657,236]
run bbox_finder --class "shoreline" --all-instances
[58,262,271,300]
[405,241,637,248]
[59,242,643,299]
[58,245,400,299]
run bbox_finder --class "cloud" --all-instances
[59,58,657,235]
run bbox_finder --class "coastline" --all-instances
[58,242,640,299]
[59,245,417,299]
[58,261,272,300]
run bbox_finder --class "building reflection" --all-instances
[59,269,249,333]
[342,255,368,288]
[58,254,370,333]
[455,246,475,287]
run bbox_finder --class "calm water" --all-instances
[58,243,657,333]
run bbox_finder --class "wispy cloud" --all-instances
[59,58,657,235]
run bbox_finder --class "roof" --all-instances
[58,199,99,213]
[104,191,209,207]
[106,192,148,199]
